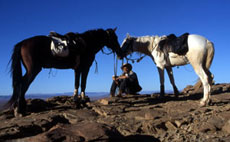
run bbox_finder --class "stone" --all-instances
[98,98,112,105]
[15,122,124,142]
[175,120,182,128]
[27,99,52,112]
[165,121,177,131]
[222,119,230,134]
[141,121,158,134]
[197,122,217,133]
[1,84,230,141]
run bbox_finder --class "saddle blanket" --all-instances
[50,36,69,57]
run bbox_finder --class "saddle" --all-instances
[159,33,189,55]
[50,34,69,57]
[49,32,84,57]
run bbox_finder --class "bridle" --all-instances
[123,38,146,63]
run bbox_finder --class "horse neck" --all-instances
[133,36,153,56]
[81,30,107,54]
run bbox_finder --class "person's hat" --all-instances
[121,63,132,70]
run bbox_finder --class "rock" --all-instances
[1,84,230,141]
[165,121,177,131]
[21,122,123,142]
[182,85,194,94]
[222,85,230,92]
[27,99,53,112]
[207,116,224,130]
[62,109,98,124]
[124,135,160,142]
[141,121,158,134]
[175,120,183,128]
[98,97,116,105]
[198,122,217,133]
[222,119,230,134]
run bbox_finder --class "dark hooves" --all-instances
[159,94,165,99]
[73,96,90,109]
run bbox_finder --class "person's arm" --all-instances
[118,75,128,79]
[128,72,137,82]
[112,76,119,84]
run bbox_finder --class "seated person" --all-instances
[110,63,142,97]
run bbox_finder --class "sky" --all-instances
[0,0,230,96]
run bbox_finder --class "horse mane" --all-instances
[80,29,106,39]
[78,29,107,49]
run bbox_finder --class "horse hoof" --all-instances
[199,101,206,107]
[159,93,165,99]
[110,94,115,98]
[208,99,213,105]
[14,108,25,117]
[73,95,79,102]
[199,99,211,107]
[174,93,179,98]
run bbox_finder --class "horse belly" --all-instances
[169,53,188,66]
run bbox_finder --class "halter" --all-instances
[124,38,147,63]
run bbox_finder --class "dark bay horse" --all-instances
[7,28,123,115]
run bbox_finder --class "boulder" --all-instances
[21,122,123,142]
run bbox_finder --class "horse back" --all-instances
[187,34,207,51]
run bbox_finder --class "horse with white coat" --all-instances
[121,33,214,106]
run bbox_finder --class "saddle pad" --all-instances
[50,36,69,57]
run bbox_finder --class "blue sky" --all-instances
[0,0,230,96]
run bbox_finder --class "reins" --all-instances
[125,54,146,63]
[114,53,118,76]
[94,60,98,73]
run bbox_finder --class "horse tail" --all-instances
[193,39,215,90]
[205,40,215,83]
[5,42,23,108]
[205,40,215,70]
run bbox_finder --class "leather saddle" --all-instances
[159,33,189,55]
[49,31,86,56]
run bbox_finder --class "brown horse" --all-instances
[6,28,123,116]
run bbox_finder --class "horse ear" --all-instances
[113,27,117,32]
[126,33,130,39]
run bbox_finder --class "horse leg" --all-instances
[166,67,179,97]
[192,64,211,106]
[157,67,165,97]
[16,67,41,116]
[73,68,81,101]
[80,66,90,100]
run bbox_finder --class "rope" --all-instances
[94,60,98,74]
[125,54,147,63]
[101,48,113,55]
[48,69,57,78]
[114,53,118,76]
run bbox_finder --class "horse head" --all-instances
[105,28,124,59]
[121,33,135,57]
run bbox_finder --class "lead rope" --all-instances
[94,60,98,74]
[114,53,118,76]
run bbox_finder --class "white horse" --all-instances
[121,33,214,106]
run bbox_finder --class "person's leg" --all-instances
[117,79,126,97]
[110,81,118,97]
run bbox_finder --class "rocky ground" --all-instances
[0,83,230,142]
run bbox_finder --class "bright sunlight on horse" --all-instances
[7,28,123,116]
[121,33,214,107]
